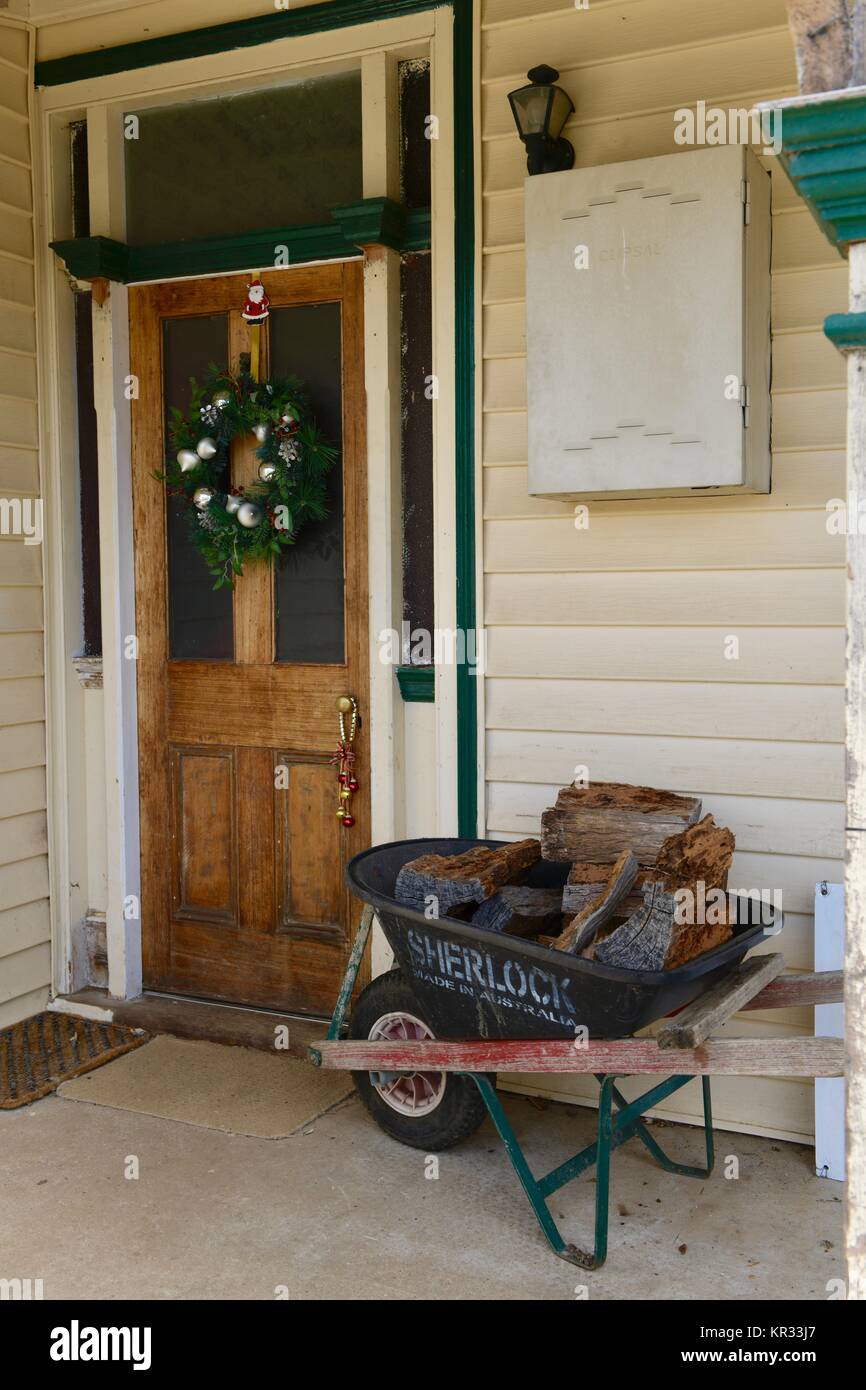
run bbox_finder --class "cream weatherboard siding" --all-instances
[0,17,50,1029]
[480,0,846,1139]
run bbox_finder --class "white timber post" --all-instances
[846,240,866,1299]
[87,104,141,998]
[361,51,405,976]
[761,36,866,1295]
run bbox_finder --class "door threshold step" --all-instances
[52,989,327,1058]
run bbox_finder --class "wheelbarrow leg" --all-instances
[466,1073,613,1269]
[465,1073,714,1271]
[610,1075,715,1178]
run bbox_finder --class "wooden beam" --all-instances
[657,954,785,1050]
[742,968,844,1010]
[312,1035,844,1077]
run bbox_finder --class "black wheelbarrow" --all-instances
[309,839,840,1268]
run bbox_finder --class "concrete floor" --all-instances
[0,1075,844,1300]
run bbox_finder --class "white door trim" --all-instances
[35,13,459,1002]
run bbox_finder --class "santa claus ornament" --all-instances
[242,276,270,324]
[242,275,270,382]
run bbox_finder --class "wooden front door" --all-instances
[130,264,369,1016]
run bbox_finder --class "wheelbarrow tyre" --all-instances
[349,969,489,1151]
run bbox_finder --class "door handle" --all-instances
[332,695,359,828]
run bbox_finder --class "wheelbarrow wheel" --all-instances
[349,969,488,1151]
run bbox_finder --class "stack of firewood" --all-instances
[394,781,736,970]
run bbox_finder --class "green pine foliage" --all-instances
[157,365,336,588]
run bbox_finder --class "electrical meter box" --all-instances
[525,145,771,498]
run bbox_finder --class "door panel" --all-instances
[130,263,369,1015]
[171,747,237,924]
[276,756,345,937]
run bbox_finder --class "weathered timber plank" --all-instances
[742,969,844,1011]
[554,849,638,952]
[656,953,785,1050]
[313,1036,844,1077]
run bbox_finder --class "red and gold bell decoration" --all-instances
[331,695,359,828]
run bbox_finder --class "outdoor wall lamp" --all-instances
[508,64,575,176]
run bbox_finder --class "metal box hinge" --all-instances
[742,179,751,225]
[740,382,750,427]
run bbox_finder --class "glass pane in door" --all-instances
[270,302,345,664]
[163,314,234,660]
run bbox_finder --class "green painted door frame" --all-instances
[38,0,479,837]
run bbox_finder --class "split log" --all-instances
[590,879,732,971]
[395,839,540,914]
[553,849,639,953]
[653,813,735,896]
[562,861,650,916]
[590,881,676,969]
[472,886,563,938]
[591,812,738,968]
[541,780,701,864]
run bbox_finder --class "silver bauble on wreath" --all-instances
[225,494,242,515]
[253,422,271,443]
[258,461,277,483]
[193,486,214,509]
[213,389,231,410]
[237,501,264,528]
[196,436,218,460]
[177,448,200,472]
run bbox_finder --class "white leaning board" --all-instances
[814,882,844,1181]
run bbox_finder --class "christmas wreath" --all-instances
[160,365,337,589]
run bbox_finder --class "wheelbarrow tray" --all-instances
[346,838,776,1041]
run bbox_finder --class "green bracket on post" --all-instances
[331,196,409,251]
[763,88,866,252]
[50,235,130,282]
[825,310,866,351]
[396,665,435,702]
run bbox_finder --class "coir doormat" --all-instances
[0,1012,148,1109]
